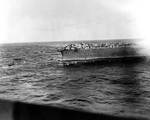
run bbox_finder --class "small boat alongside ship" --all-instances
[58,39,145,65]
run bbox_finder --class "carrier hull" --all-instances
[62,47,141,59]
[61,56,145,65]
[58,40,144,65]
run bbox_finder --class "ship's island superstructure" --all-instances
[58,39,144,65]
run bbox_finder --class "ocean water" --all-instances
[0,41,150,118]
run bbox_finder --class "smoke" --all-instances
[128,1,150,57]
[100,0,150,58]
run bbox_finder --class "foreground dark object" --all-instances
[0,100,149,120]
[14,102,149,120]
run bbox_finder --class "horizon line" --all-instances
[0,38,141,45]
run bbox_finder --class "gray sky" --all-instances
[0,0,138,43]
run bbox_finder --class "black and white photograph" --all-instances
[0,0,150,120]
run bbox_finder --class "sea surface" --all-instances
[0,41,150,118]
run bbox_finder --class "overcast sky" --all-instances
[0,0,145,43]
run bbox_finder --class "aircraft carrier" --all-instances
[58,39,144,65]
